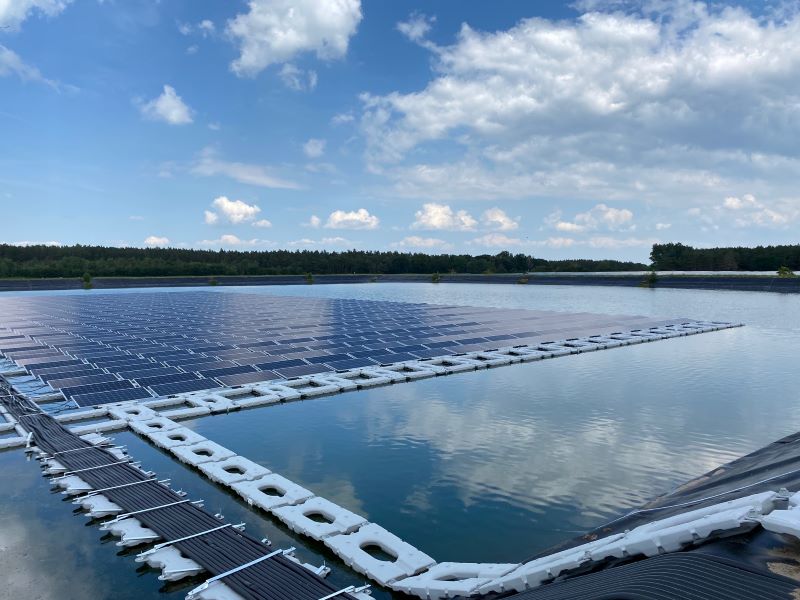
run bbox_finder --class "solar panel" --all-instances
[47,373,119,390]
[199,365,256,378]
[150,378,221,396]
[371,352,419,364]
[60,379,133,399]
[135,372,199,388]
[306,353,353,364]
[38,366,100,381]
[253,358,307,371]
[216,370,281,386]
[274,364,333,378]
[72,387,154,408]
[118,366,183,380]
[326,357,377,371]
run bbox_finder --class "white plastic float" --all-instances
[477,490,776,595]
[56,407,108,423]
[308,374,359,392]
[137,546,205,581]
[392,562,519,599]
[171,440,236,466]
[107,403,159,422]
[330,370,392,388]
[273,496,367,541]
[325,523,436,587]
[75,494,123,518]
[148,426,206,450]
[250,382,302,401]
[159,402,212,420]
[419,356,483,373]
[69,419,128,435]
[198,455,271,485]
[128,416,181,435]
[224,388,282,409]
[358,367,409,383]
[184,393,236,414]
[232,473,314,511]
[52,474,93,495]
[101,517,160,547]
[463,351,518,367]
[377,363,439,381]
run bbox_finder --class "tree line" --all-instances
[0,244,646,278]
[650,243,800,271]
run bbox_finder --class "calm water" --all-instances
[1,283,799,599]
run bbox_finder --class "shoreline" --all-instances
[0,272,798,293]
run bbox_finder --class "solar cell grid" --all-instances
[72,386,153,407]
[150,378,221,396]
[47,372,119,389]
[59,379,133,399]
[136,372,200,388]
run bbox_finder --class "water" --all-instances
[1,283,799,598]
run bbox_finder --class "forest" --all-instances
[0,244,646,278]
[650,243,800,271]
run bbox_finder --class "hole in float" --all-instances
[168,433,187,442]
[304,511,334,524]
[258,486,285,498]
[360,543,397,562]
[193,448,212,457]
[149,423,164,429]
[223,465,246,475]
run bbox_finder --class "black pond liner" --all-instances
[487,431,800,600]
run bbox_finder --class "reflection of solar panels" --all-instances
[0,290,688,406]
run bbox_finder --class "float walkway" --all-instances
[1,392,361,600]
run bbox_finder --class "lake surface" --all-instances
[1,282,799,599]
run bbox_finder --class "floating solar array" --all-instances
[0,291,716,408]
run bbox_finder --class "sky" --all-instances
[1,0,799,262]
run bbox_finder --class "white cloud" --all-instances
[412,203,477,231]
[397,12,436,45]
[303,138,326,158]
[325,208,379,229]
[129,215,144,221]
[210,196,261,224]
[358,4,800,218]
[208,122,220,131]
[178,19,215,37]
[721,194,796,228]
[481,207,518,231]
[586,236,657,249]
[722,194,758,211]
[470,233,526,248]
[144,235,170,247]
[139,85,193,125]
[198,234,274,247]
[198,19,215,35]
[252,219,272,228]
[191,147,300,189]
[288,236,351,247]
[655,223,671,230]
[186,45,199,55]
[391,236,451,250]
[332,111,354,125]
[227,0,363,77]
[549,204,634,233]
[279,63,318,91]
[305,214,322,228]
[0,0,70,30]
[203,210,219,225]
[0,44,64,91]
[2,240,61,247]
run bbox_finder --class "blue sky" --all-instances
[1,0,798,261]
